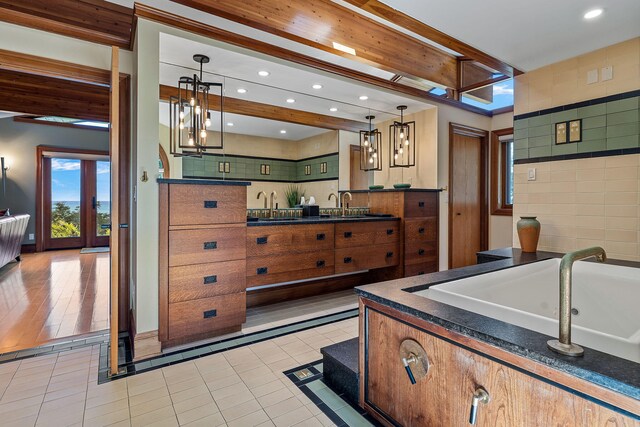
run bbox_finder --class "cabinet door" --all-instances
[169,184,246,226]
[364,308,638,427]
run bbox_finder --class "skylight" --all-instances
[461,78,514,111]
[33,116,109,129]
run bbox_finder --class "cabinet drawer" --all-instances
[168,260,246,303]
[169,226,246,267]
[403,261,438,277]
[247,224,334,257]
[404,192,437,218]
[335,242,399,273]
[168,293,246,341]
[335,221,399,249]
[247,250,335,287]
[169,184,246,226]
[404,218,437,242]
[404,240,437,265]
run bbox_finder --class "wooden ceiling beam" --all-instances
[342,0,523,77]
[0,0,133,49]
[170,0,458,88]
[136,5,492,117]
[159,84,368,132]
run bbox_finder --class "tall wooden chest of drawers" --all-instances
[158,180,249,348]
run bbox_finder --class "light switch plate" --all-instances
[528,168,536,181]
[587,69,598,84]
[601,66,613,81]
[29,233,35,240]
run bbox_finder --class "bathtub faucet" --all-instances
[547,246,606,357]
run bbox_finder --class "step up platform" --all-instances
[320,338,359,405]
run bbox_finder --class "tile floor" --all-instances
[0,317,360,426]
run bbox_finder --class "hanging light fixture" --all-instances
[389,105,415,168]
[169,54,223,157]
[360,115,382,171]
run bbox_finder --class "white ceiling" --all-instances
[380,0,640,71]
[159,33,434,140]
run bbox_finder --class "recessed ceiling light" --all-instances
[226,122,234,127]
[237,88,247,94]
[280,130,287,134]
[329,107,338,112]
[286,98,295,103]
[359,95,368,101]
[258,70,270,77]
[312,84,323,90]
[332,41,357,56]
[584,8,603,19]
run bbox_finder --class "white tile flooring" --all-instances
[0,311,359,426]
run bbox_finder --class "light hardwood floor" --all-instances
[0,250,109,354]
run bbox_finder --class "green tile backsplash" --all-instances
[514,94,640,161]
[182,153,339,182]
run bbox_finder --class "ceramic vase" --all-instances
[517,216,540,253]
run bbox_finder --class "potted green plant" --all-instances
[284,184,306,208]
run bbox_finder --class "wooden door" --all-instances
[449,123,488,269]
[350,145,369,190]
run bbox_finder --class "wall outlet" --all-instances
[586,69,598,84]
[29,233,34,240]
[601,66,613,81]
[528,168,536,181]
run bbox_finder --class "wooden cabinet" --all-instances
[159,181,248,348]
[361,303,639,427]
[246,224,334,257]
[335,221,399,249]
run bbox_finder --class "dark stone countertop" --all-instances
[345,188,442,193]
[157,178,251,186]
[247,216,400,226]
[356,248,640,404]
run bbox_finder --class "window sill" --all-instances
[491,207,513,216]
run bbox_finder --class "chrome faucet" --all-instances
[257,191,267,209]
[340,191,352,216]
[547,246,606,357]
[328,192,339,208]
[269,191,277,218]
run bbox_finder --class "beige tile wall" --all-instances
[513,154,640,261]
[515,37,640,115]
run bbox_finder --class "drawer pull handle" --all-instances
[344,231,352,238]
[418,249,425,256]
[257,236,268,245]
[343,257,352,264]
[418,227,425,234]
[316,260,325,268]
[204,201,218,208]
[203,275,218,285]
[386,252,394,258]
[203,309,217,319]
[386,229,394,235]
[257,267,268,275]
[418,201,425,208]
[203,241,217,250]
[317,233,325,241]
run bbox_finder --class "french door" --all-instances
[42,152,110,250]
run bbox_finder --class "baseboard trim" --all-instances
[21,244,36,254]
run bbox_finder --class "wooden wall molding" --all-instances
[136,4,492,117]
[171,0,458,89]
[0,0,133,49]
[343,0,522,77]
[159,84,368,132]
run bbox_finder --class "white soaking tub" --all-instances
[414,259,640,362]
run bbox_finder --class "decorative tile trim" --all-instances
[513,147,640,165]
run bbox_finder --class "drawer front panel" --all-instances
[168,260,246,303]
[246,250,335,287]
[404,218,438,243]
[404,240,437,265]
[247,224,334,256]
[169,227,246,266]
[335,221,399,249]
[403,261,438,277]
[169,293,246,340]
[404,192,438,218]
[335,242,399,273]
[169,185,246,226]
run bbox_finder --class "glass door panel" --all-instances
[44,157,84,249]
[92,161,110,247]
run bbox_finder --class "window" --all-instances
[491,128,514,215]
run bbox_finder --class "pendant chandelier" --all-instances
[169,54,223,157]
[360,115,382,171]
[389,105,415,168]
